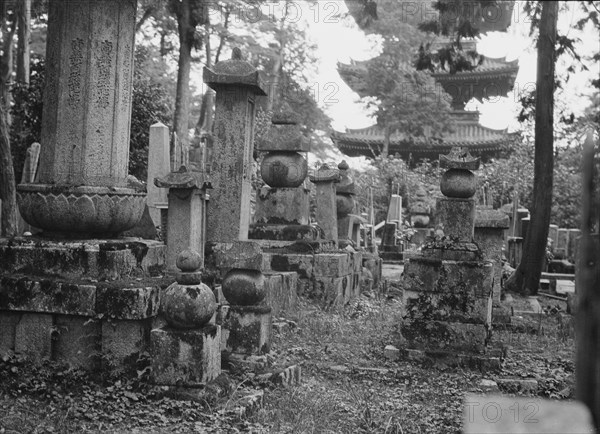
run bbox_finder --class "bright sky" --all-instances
[303,1,599,133]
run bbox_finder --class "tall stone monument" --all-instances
[0,0,166,371]
[204,48,266,243]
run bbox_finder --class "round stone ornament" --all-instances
[440,169,477,198]
[221,269,266,305]
[261,152,308,188]
[161,282,217,329]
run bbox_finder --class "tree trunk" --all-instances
[0,5,17,112]
[172,0,196,169]
[505,1,558,296]
[195,20,214,136]
[0,103,17,237]
[576,131,600,431]
[16,0,30,84]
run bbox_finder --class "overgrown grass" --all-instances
[0,290,577,433]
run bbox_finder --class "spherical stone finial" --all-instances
[176,249,202,272]
[161,282,217,329]
[338,160,349,171]
[232,47,242,60]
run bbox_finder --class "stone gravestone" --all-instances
[204,48,266,243]
[146,122,170,227]
[18,142,41,234]
[309,163,340,247]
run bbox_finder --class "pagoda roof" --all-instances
[431,56,519,82]
[331,111,517,159]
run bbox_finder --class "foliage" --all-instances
[9,56,44,182]
[353,155,439,224]
[129,46,174,181]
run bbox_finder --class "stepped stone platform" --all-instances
[260,249,364,308]
[0,237,168,371]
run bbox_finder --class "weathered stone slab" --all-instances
[463,395,595,433]
[213,241,263,273]
[313,275,351,308]
[435,198,476,241]
[0,277,96,316]
[15,313,53,360]
[475,226,505,302]
[548,224,559,250]
[222,305,271,355]
[314,253,352,277]
[248,224,320,242]
[53,315,101,370]
[263,253,314,278]
[0,311,21,356]
[151,325,221,386]
[96,285,160,319]
[101,318,152,370]
[263,272,298,317]
[0,238,165,280]
[253,187,310,225]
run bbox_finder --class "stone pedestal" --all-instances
[400,148,499,369]
[436,198,476,241]
[155,167,210,272]
[222,305,271,355]
[204,48,266,243]
[151,250,220,386]
[475,208,510,302]
[253,187,310,226]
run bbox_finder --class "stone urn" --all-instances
[160,250,217,329]
[260,151,308,188]
[221,269,266,305]
[440,169,477,198]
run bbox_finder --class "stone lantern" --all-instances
[151,250,221,386]
[336,161,362,247]
[16,0,144,237]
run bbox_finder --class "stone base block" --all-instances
[0,237,166,280]
[435,198,475,241]
[253,187,310,226]
[0,311,21,356]
[101,318,152,370]
[249,224,321,242]
[222,305,271,355]
[401,320,489,353]
[263,272,298,317]
[53,315,101,370]
[151,325,221,386]
[15,313,53,360]
[261,252,353,279]
[313,275,352,308]
[400,348,502,372]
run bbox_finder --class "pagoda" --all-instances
[332,0,519,161]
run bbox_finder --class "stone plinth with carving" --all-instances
[151,250,221,386]
[17,0,143,237]
[204,48,266,243]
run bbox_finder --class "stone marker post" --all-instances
[336,160,360,247]
[203,48,266,243]
[309,164,340,247]
[147,122,170,226]
[155,166,211,272]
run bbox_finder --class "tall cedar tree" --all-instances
[505,1,559,295]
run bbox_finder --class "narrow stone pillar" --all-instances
[203,48,266,243]
[155,167,211,272]
[309,164,340,247]
[336,161,357,246]
[16,0,144,237]
[147,122,170,226]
